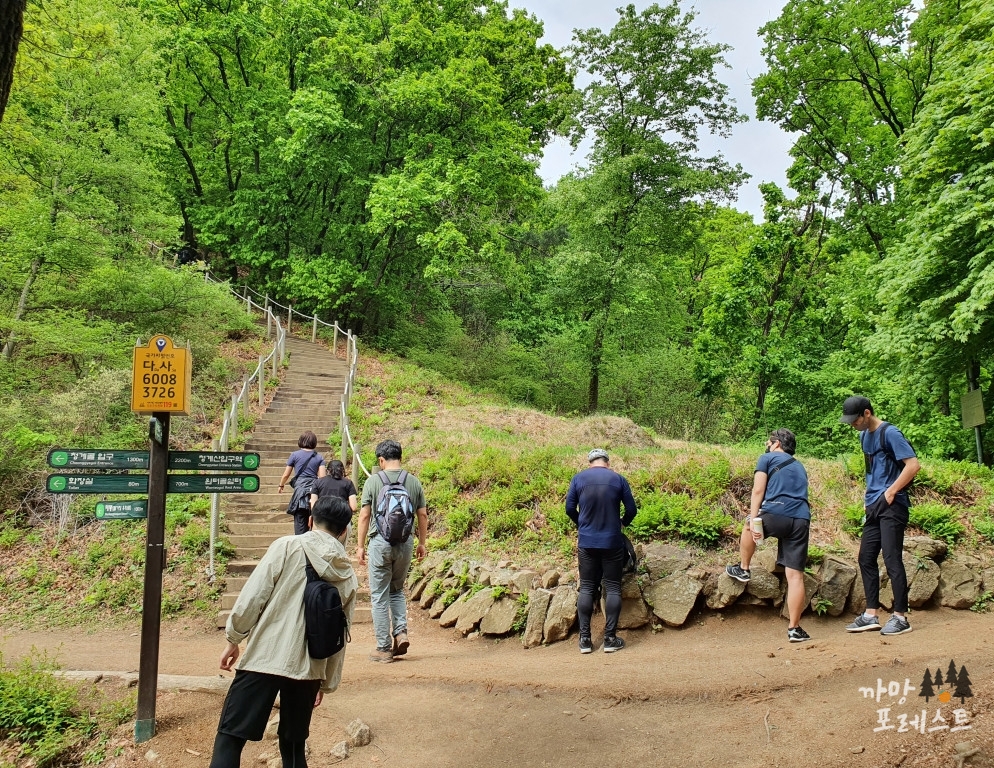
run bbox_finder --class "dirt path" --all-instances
[3,607,992,767]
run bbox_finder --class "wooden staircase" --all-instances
[216,336,371,627]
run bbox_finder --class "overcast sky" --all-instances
[518,0,794,219]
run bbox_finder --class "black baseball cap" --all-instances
[839,395,872,424]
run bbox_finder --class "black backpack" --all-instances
[863,423,916,487]
[373,470,415,544]
[302,553,350,659]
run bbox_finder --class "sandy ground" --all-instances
[2,605,993,768]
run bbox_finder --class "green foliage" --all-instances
[908,503,964,544]
[841,504,865,537]
[972,591,994,614]
[974,516,994,545]
[511,594,529,634]
[627,493,731,546]
[0,651,133,767]
[484,509,531,540]
[806,545,825,567]
[812,597,833,617]
[490,585,509,600]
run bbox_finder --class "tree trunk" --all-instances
[1,254,43,359]
[0,0,26,122]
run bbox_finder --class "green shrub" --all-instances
[445,507,476,541]
[975,516,994,544]
[485,508,531,539]
[908,503,964,544]
[628,493,731,546]
[179,521,210,555]
[806,544,825,567]
[841,504,865,537]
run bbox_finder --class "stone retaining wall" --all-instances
[407,537,992,646]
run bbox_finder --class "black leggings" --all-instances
[210,733,307,768]
[577,546,625,638]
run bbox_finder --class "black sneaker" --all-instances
[579,635,593,654]
[880,615,912,636]
[725,564,751,583]
[787,626,811,643]
[845,614,881,633]
[603,636,625,653]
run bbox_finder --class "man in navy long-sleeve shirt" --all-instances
[565,448,637,654]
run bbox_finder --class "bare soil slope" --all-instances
[3,607,992,768]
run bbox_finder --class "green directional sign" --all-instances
[96,500,148,520]
[47,449,149,469]
[166,474,259,493]
[48,474,260,494]
[48,474,149,494]
[168,451,260,471]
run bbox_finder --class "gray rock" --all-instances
[620,572,642,599]
[543,585,578,643]
[264,714,279,739]
[815,556,857,616]
[752,547,783,575]
[907,556,940,608]
[938,558,982,609]
[848,567,867,615]
[782,572,820,620]
[477,568,493,586]
[511,570,537,595]
[736,594,767,606]
[419,583,439,610]
[640,542,692,580]
[455,588,496,634]
[983,568,994,594]
[523,589,552,648]
[904,536,948,562]
[746,567,781,600]
[409,575,430,601]
[331,742,349,760]
[644,572,703,627]
[480,598,519,635]
[877,565,893,612]
[346,719,371,747]
[437,593,468,626]
[144,750,159,762]
[490,569,515,587]
[706,572,746,610]
[541,569,561,589]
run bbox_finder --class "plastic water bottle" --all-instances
[750,516,764,543]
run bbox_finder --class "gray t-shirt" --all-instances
[361,470,426,540]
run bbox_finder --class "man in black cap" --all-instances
[565,448,637,654]
[839,396,920,636]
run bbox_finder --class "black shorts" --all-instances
[760,513,810,572]
[216,670,321,742]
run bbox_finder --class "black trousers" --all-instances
[577,546,625,638]
[858,497,909,614]
[292,512,310,536]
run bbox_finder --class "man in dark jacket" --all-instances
[565,448,637,654]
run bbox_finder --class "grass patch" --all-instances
[908,502,964,544]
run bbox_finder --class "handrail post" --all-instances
[258,356,264,406]
[332,323,338,357]
[242,378,250,418]
[287,305,292,336]
[351,443,360,488]
[208,438,220,580]
[230,397,238,439]
[340,400,348,463]
[266,308,272,339]
[272,347,278,380]
[311,316,317,344]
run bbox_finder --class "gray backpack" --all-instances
[374,470,415,544]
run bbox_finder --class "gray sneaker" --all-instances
[880,615,912,636]
[845,613,881,632]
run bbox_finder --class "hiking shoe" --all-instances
[603,636,625,653]
[845,614,881,632]
[787,626,811,643]
[392,631,409,656]
[369,648,394,663]
[725,565,751,583]
[880,615,912,636]
[579,636,593,654]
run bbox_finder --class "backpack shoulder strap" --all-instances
[879,422,894,459]
[377,470,389,484]
[769,456,797,475]
[397,469,408,484]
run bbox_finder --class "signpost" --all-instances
[96,500,148,519]
[965,363,987,465]
[44,334,262,744]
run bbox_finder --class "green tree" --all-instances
[552,2,744,412]
[875,0,994,390]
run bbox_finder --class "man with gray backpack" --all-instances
[356,439,428,663]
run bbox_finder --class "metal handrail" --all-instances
[200,272,369,577]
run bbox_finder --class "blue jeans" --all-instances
[367,534,414,650]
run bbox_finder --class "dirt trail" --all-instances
[3,607,993,767]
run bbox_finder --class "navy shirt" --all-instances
[756,452,810,520]
[861,422,916,508]
[565,467,637,549]
[286,449,324,480]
